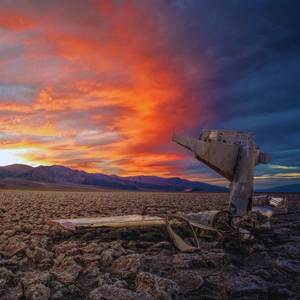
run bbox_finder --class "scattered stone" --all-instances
[3,230,16,237]
[172,270,204,294]
[0,190,299,299]
[0,283,23,300]
[274,259,300,275]
[136,272,181,300]
[210,271,270,297]
[172,253,203,269]
[53,240,80,256]
[253,269,272,280]
[24,283,50,300]
[81,242,98,254]
[0,279,7,295]
[0,238,26,257]
[273,242,300,259]
[0,267,15,282]
[51,258,82,284]
[99,249,114,267]
[112,254,142,279]
[89,285,153,300]
[21,271,51,288]
[25,247,53,264]
[78,262,101,289]
[113,280,128,289]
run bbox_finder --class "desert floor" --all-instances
[0,190,299,299]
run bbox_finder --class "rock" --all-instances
[0,267,15,282]
[78,262,101,289]
[253,269,272,280]
[67,284,82,297]
[201,250,229,268]
[51,258,82,284]
[172,270,204,294]
[97,273,114,286]
[51,286,82,300]
[270,287,295,298]
[205,271,270,298]
[0,283,23,300]
[146,242,172,255]
[172,253,203,269]
[113,280,128,289]
[99,250,114,267]
[244,251,272,268]
[3,230,16,237]
[24,283,50,300]
[89,285,153,300]
[81,242,98,254]
[48,280,73,300]
[82,254,102,264]
[142,255,174,273]
[230,274,269,297]
[112,254,141,279]
[136,272,182,300]
[31,229,49,236]
[0,279,7,295]
[107,241,127,258]
[250,244,267,252]
[272,242,300,259]
[25,247,53,264]
[274,259,300,275]
[21,271,51,288]
[51,290,66,300]
[0,238,26,257]
[53,240,79,256]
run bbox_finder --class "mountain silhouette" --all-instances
[0,164,228,192]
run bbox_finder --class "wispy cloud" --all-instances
[255,173,300,180]
[268,164,299,170]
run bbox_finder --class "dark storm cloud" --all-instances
[170,0,300,187]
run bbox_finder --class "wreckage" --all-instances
[50,129,287,252]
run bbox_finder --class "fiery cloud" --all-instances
[0,1,211,176]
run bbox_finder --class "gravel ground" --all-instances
[0,190,299,299]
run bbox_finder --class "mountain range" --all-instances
[0,164,228,192]
[258,184,300,193]
[0,164,298,192]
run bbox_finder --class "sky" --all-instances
[0,0,299,189]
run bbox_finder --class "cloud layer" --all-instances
[0,0,299,188]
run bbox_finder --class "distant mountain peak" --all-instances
[1,164,34,174]
[0,163,228,192]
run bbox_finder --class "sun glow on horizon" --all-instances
[0,149,36,167]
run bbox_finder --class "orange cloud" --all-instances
[0,2,213,178]
[0,10,35,30]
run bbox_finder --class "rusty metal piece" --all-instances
[165,211,231,252]
[50,210,230,253]
[173,130,270,217]
[165,214,200,252]
[269,196,287,210]
[253,195,270,206]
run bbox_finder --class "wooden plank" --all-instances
[49,214,165,231]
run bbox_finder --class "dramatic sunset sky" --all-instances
[0,0,299,188]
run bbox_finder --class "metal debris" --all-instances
[173,129,270,217]
[49,129,288,253]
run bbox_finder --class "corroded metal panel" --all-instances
[173,129,270,217]
[172,133,239,181]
